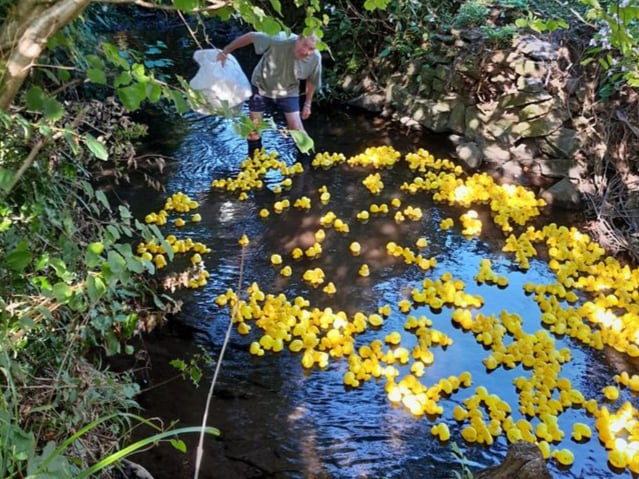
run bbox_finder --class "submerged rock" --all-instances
[474,441,553,479]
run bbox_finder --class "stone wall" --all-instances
[344,29,587,209]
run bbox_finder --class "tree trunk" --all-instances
[0,0,91,111]
[474,441,553,479]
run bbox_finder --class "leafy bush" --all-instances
[453,1,491,28]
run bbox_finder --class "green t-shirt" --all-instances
[251,32,322,99]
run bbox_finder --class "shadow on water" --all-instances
[120,105,638,479]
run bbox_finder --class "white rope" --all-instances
[193,245,246,479]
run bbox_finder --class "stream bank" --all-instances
[334,27,639,264]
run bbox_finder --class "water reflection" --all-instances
[129,106,637,479]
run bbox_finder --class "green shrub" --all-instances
[454,1,491,28]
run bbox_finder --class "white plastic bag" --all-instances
[189,49,252,114]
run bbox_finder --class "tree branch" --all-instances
[94,0,231,13]
[2,105,89,199]
[0,0,91,111]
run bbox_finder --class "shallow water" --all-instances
[124,105,639,479]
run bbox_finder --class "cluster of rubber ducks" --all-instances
[136,192,211,289]
[347,145,402,168]
[137,144,639,475]
[362,172,384,194]
[210,150,304,197]
[400,149,546,233]
[208,146,639,472]
[143,191,202,226]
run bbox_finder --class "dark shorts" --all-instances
[249,87,300,114]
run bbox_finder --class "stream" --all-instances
[115,102,639,479]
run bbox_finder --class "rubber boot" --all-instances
[247,138,262,157]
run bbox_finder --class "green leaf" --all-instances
[87,68,107,85]
[25,86,45,110]
[114,71,132,88]
[170,359,186,371]
[0,168,16,193]
[103,42,130,69]
[290,130,315,153]
[106,224,121,241]
[75,418,219,478]
[95,189,111,211]
[104,331,121,355]
[131,63,149,82]
[189,365,202,383]
[107,250,127,274]
[119,205,132,221]
[167,88,189,114]
[52,282,74,303]
[88,242,105,255]
[146,82,163,103]
[261,17,282,36]
[49,258,71,281]
[6,249,32,272]
[85,242,105,268]
[31,276,52,291]
[84,134,109,160]
[42,97,64,122]
[174,0,198,11]
[87,275,107,302]
[126,255,145,274]
[85,54,104,69]
[169,438,187,453]
[269,0,282,15]
[63,131,80,155]
[118,83,147,111]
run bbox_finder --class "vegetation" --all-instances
[0,0,329,476]
[1,0,638,477]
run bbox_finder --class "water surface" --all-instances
[126,105,638,479]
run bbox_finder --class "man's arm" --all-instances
[217,32,255,64]
[302,81,316,119]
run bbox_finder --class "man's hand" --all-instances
[302,103,311,120]
[217,50,228,66]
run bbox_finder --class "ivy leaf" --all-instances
[84,134,109,160]
[131,63,149,82]
[87,68,107,85]
[85,54,104,69]
[118,83,147,111]
[52,282,74,303]
[103,42,130,69]
[85,242,105,268]
[290,130,315,154]
[173,0,198,11]
[114,71,132,88]
[170,359,186,371]
[6,249,32,272]
[87,275,107,302]
[146,82,163,103]
[261,17,282,36]
[168,88,189,114]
